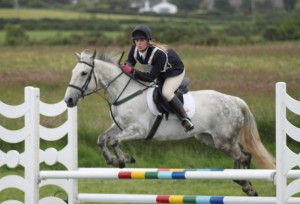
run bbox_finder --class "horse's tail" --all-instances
[237,98,275,169]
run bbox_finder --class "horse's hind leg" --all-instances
[233,145,252,169]
[231,145,258,196]
[217,140,258,196]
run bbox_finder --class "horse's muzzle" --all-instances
[64,97,77,108]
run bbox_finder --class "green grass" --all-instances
[1,44,300,203]
[0,8,191,22]
[0,8,89,19]
[0,8,141,20]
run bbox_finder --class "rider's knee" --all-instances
[162,89,174,102]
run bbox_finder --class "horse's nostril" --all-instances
[67,98,73,104]
[65,97,74,107]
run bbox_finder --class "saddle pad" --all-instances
[146,87,196,119]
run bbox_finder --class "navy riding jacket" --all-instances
[125,45,184,82]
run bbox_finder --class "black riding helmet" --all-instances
[132,25,152,41]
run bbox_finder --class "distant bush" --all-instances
[261,13,300,41]
[37,33,77,45]
[0,18,121,31]
[0,0,13,8]
[4,24,29,46]
[26,1,49,8]
[80,32,113,46]
[223,23,254,37]
[153,24,213,45]
[30,31,112,46]
[262,26,281,41]
[277,14,300,40]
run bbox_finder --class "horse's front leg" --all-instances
[97,124,121,167]
[109,124,145,168]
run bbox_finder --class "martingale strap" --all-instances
[113,88,148,106]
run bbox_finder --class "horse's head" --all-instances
[64,49,98,107]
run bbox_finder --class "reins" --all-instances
[68,52,154,131]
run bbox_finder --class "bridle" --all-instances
[68,54,154,130]
[68,60,98,98]
[68,58,126,100]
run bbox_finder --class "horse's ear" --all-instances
[91,49,96,59]
[75,52,81,61]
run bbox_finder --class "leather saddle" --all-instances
[146,77,190,140]
[153,77,190,117]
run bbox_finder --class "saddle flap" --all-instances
[152,87,171,115]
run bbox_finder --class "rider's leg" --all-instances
[168,96,194,132]
[162,69,194,132]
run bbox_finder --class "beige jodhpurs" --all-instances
[162,69,185,102]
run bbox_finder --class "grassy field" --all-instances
[0,8,151,21]
[0,8,199,23]
[1,43,300,203]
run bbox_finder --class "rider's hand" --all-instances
[121,64,133,74]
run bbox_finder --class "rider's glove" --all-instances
[120,64,133,74]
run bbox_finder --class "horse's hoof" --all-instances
[130,157,136,163]
[106,158,120,167]
[246,190,258,197]
[248,191,258,196]
[118,162,126,168]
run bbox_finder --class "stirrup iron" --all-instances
[182,118,194,132]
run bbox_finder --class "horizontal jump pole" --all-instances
[77,194,300,204]
[39,169,299,181]
[40,169,276,180]
[79,168,300,179]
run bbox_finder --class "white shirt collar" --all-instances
[138,48,148,59]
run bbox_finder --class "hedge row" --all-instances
[0,18,121,31]
[2,13,300,46]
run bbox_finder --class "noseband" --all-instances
[68,60,98,98]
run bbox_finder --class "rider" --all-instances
[121,25,194,132]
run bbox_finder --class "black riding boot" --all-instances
[169,96,194,132]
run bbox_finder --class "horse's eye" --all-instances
[81,71,88,76]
